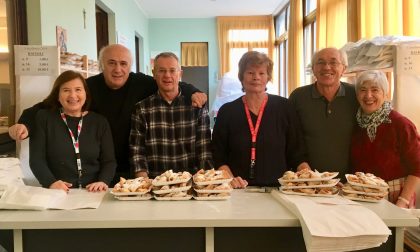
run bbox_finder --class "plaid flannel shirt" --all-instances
[130,91,213,177]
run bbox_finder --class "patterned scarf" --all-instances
[356,101,392,142]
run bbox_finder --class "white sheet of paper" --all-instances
[0,185,105,210]
[0,185,65,210]
[48,189,106,210]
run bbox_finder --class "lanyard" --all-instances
[242,95,268,179]
[60,109,84,188]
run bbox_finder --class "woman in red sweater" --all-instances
[351,70,420,208]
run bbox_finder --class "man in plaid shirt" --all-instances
[129,52,213,178]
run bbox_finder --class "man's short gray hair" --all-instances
[153,52,180,71]
[311,47,348,68]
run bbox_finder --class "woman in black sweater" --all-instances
[30,70,116,192]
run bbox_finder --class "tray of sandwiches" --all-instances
[342,172,389,202]
[345,172,389,188]
[279,170,339,185]
[193,183,233,194]
[153,182,192,194]
[193,169,232,186]
[152,170,192,186]
[193,169,233,200]
[152,170,193,200]
[111,177,153,200]
[279,169,340,197]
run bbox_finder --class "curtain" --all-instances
[181,42,208,67]
[317,0,348,49]
[402,0,420,36]
[350,0,420,40]
[287,0,303,95]
[216,15,275,76]
[383,0,403,35]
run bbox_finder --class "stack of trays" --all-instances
[111,177,153,200]
[192,169,233,200]
[152,170,193,201]
[342,172,389,202]
[278,168,340,197]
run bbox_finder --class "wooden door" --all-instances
[95,5,109,57]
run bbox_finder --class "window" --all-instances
[229,48,248,72]
[304,0,317,16]
[274,3,290,97]
[228,29,268,42]
[217,16,275,83]
[303,0,317,85]
[227,29,269,72]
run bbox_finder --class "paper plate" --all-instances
[280,178,340,189]
[193,195,230,201]
[152,177,191,186]
[114,194,152,201]
[153,195,193,201]
[110,189,151,196]
[193,178,233,186]
[153,185,192,195]
[194,188,233,194]
[280,187,339,197]
[279,172,339,185]
[342,195,383,203]
[341,188,388,197]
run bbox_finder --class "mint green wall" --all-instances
[99,0,150,72]
[149,18,219,122]
[27,0,150,71]
[26,0,42,45]
[25,2,221,107]
[37,0,97,59]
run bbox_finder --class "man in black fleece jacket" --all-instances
[9,44,207,185]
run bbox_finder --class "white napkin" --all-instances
[272,191,391,252]
[0,158,25,189]
[0,184,105,210]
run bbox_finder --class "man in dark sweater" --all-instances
[9,44,206,185]
[289,48,359,178]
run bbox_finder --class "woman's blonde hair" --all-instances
[238,51,273,83]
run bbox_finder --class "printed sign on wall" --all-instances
[14,45,59,76]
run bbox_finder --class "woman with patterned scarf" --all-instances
[350,70,420,208]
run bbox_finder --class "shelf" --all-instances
[60,65,88,73]
[60,53,99,78]
[343,67,394,77]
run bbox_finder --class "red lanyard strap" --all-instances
[242,95,268,178]
[60,109,84,188]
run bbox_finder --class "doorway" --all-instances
[134,35,145,73]
[180,42,209,99]
[95,5,109,57]
[0,0,27,159]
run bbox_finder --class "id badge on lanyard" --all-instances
[60,110,84,188]
[242,95,268,179]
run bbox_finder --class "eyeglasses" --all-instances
[156,68,180,75]
[315,60,343,68]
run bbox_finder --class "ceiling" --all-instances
[135,0,287,18]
